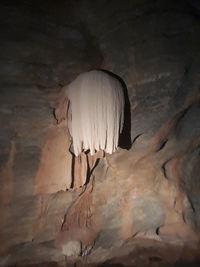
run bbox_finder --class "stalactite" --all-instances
[55,70,125,188]
[65,70,124,157]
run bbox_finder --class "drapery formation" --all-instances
[56,70,124,188]
[66,70,124,156]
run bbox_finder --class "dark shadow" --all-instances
[98,263,125,267]
[187,0,200,18]
[69,144,75,188]
[175,260,200,267]
[98,69,132,150]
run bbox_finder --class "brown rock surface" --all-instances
[0,0,200,266]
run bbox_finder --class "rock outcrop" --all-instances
[0,0,200,266]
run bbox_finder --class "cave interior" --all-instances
[0,0,200,266]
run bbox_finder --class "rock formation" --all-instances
[0,0,200,266]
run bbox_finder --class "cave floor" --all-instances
[7,237,200,267]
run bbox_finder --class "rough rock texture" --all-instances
[0,0,200,266]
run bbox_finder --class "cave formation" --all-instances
[0,0,200,267]
[55,69,126,189]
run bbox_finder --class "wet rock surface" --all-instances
[0,0,200,266]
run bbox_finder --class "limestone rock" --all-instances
[0,0,200,266]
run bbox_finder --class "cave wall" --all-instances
[0,0,200,266]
